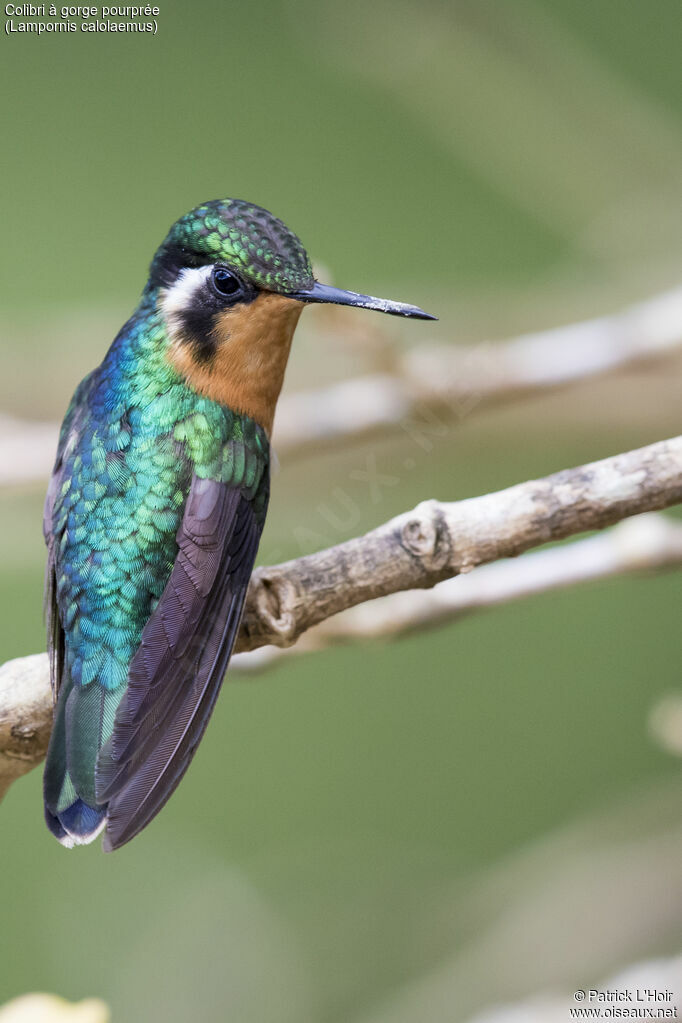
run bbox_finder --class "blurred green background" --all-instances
[2,1,682,1020]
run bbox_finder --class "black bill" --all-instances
[289,281,437,320]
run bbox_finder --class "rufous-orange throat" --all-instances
[167,292,304,435]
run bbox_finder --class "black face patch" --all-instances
[169,266,258,365]
[179,302,220,363]
[150,242,199,290]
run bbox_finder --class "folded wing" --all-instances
[96,472,266,851]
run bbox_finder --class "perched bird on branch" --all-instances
[42,199,435,851]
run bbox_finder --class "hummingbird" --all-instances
[42,198,435,851]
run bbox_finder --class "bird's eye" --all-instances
[211,267,243,299]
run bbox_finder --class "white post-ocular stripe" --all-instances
[160,265,213,341]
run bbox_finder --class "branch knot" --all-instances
[400,500,452,573]
[246,571,298,648]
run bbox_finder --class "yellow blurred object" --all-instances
[0,995,110,1023]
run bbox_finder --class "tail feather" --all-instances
[43,672,120,848]
[44,804,68,842]
[45,798,106,848]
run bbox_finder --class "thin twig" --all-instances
[264,286,682,452]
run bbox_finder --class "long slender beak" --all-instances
[289,281,437,320]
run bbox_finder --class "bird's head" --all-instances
[148,199,435,432]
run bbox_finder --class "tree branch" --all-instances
[2,435,681,792]
[0,653,51,800]
[4,288,682,485]
[237,434,682,652]
[231,512,682,672]
[274,286,682,455]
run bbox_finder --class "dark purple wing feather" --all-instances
[95,474,266,851]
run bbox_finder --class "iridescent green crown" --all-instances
[149,199,314,293]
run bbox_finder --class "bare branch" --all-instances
[263,286,682,454]
[2,435,681,788]
[0,653,51,799]
[232,513,682,672]
[238,434,682,652]
[4,288,682,484]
